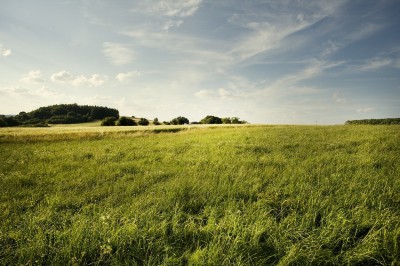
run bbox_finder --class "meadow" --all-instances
[0,125,399,265]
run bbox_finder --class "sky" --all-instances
[0,0,399,124]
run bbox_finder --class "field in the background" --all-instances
[1,125,399,265]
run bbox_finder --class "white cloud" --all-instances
[87,74,108,87]
[163,20,183,31]
[0,44,12,57]
[50,71,108,87]
[20,70,45,84]
[195,88,244,100]
[116,71,141,82]
[36,86,60,97]
[360,57,392,71]
[195,89,215,99]
[0,86,32,96]
[103,42,134,66]
[50,70,75,82]
[357,107,375,113]
[0,85,63,99]
[137,0,202,17]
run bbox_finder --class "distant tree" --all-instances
[200,115,222,124]
[231,117,247,124]
[222,117,231,124]
[153,117,161,125]
[101,117,117,126]
[170,116,189,125]
[116,116,137,126]
[138,118,149,126]
[163,121,171,125]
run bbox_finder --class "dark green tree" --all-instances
[138,118,149,126]
[116,117,137,126]
[101,117,117,126]
[200,115,222,124]
[170,116,189,125]
[153,118,161,125]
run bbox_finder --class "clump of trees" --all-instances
[200,115,247,124]
[0,104,119,127]
[116,117,137,126]
[345,118,400,125]
[101,116,140,126]
[170,116,189,125]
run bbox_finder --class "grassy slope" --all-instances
[0,125,399,265]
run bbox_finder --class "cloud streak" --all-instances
[134,0,202,18]
[360,57,392,71]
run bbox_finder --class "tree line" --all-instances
[101,115,248,127]
[0,103,248,127]
[345,118,400,125]
[0,104,119,127]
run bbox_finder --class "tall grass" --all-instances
[1,125,399,265]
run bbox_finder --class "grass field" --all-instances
[1,125,399,265]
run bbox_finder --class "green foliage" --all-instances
[116,117,137,126]
[1,125,399,265]
[101,117,117,126]
[138,118,149,126]
[201,115,222,124]
[170,116,189,125]
[345,118,400,125]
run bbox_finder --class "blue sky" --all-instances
[0,0,399,124]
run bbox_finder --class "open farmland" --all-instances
[1,125,399,265]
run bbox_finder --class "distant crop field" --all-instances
[1,125,399,265]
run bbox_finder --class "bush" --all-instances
[138,118,149,126]
[101,117,117,126]
[116,117,137,126]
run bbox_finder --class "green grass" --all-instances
[1,125,399,265]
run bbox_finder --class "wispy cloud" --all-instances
[356,107,375,113]
[332,91,347,104]
[103,42,134,66]
[260,60,345,96]
[360,57,392,71]
[227,1,346,63]
[194,88,244,100]
[116,71,141,82]
[0,85,63,99]
[50,71,108,87]
[20,70,45,84]
[0,44,12,57]
[134,0,202,18]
